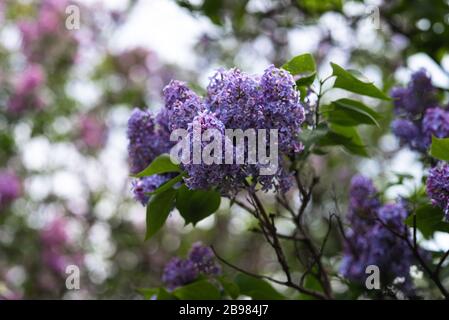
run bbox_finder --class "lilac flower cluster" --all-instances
[162,243,221,290]
[390,69,449,152]
[182,111,244,192]
[127,108,174,204]
[0,171,21,210]
[340,175,415,292]
[127,65,305,197]
[426,163,449,220]
[169,66,303,192]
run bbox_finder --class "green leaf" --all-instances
[173,280,221,300]
[405,204,449,239]
[137,287,176,300]
[330,63,390,100]
[318,124,369,157]
[149,173,185,195]
[156,288,177,300]
[133,154,181,178]
[282,53,316,86]
[176,184,221,225]
[322,98,381,127]
[145,188,177,240]
[218,276,240,299]
[235,274,285,300]
[430,136,449,162]
[137,288,159,300]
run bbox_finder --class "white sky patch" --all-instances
[109,0,215,67]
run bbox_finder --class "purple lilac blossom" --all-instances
[426,163,449,220]
[127,108,172,174]
[162,257,198,290]
[188,242,221,276]
[159,66,304,193]
[422,107,449,146]
[390,69,445,152]
[341,176,414,293]
[0,171,21,209]
[131,174,171,205]
[162,243,222,290]
[391,69,436,116]
[7,64,46,114]
[163,80,204,131]
[391,119,427,152]
[182,111,244,192]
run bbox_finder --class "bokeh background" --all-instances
[1,0,449,299]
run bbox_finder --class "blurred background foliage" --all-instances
[0,0,448,299]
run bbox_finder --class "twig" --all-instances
[211,246,328,300]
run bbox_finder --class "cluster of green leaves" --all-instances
[133,154,221,239]
[139,273,285,300]
[282,53,389,158]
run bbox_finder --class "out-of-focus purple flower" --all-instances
[7,64,46,114]
[341,177,415,293]
[422,107,449,146]
[127,108,172,174]
[162,257,198,290]
[131,175,171,205]
[78,114,108,150]
[391,119,418,143]
[391,119,427,152]
[40,217,83,275]
[391,69,436,116]
[188,242,221,276]
[390,69,446,154]
[161,243,222,290]
[40,218,69,247]
[0,171,21,209]
[348,175,380,218]
[426,163,449,220]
